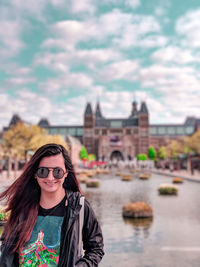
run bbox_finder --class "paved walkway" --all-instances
[1,169,200,189]
[0,170,21,188]
[152,168,200,183]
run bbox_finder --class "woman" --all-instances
[0,143,104,266]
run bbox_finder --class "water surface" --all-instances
[81,170,200,267]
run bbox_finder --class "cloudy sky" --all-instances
[0,0,200,130]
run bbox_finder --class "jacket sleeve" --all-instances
[76,199,104,267]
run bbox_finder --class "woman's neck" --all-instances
[40,189,66,209]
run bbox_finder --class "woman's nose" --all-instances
[46,170,55,180]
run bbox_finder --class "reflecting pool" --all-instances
[81,170,200,267]
[1,170,200,266]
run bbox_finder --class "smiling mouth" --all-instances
[44,182,57,185]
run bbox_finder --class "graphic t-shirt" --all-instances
[19,197,65,267]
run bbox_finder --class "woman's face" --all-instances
[35,153,67,195]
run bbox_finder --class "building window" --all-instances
[95,129,99,135]
[59,128,67,135]
[84,129,93,137]
[158,127,166,135]
[185,126,194,135]
[102,129,107,135]
[150,127,157,135]
[68,128,76,136]
[167,127,175,135]
[77,128,83,136]
[176,127,184,135]
[110,121,122,128]
[141,129,148,137]
[126,129,131,135]
[133,128,138,134]
[49,128,58,135]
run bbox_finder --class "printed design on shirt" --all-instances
[19,228,60,267]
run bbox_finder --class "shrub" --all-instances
[86,170,95,177]
[173,177,183,184]
[103,169,110,174]
[121,174,132,181]
[122,202,153,218]
[86,179,100,188]
[78,173,88,183]
[139,173,150,180]
[95,168,102,174]
[158,184,178,195]
[137,154,147,161]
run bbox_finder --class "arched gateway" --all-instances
[110,150,124,161]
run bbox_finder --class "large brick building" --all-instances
[83,101,149,161]
[3,101,200,161]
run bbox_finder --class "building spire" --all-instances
[84,102,93,115]
[139,101,148,114]
[95,101,103,118]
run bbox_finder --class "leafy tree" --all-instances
[29,134,69,152]
[158,146,167,160]
[2,122,46,176]
[2,123,69,177]
[2,122,46,160]
[88,154,96,162]
[137,154,147,161]
[79,146,88,160]
[186,129,200,154]
[148,146,156,159]
[167,139,184,159]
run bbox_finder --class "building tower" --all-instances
[83,102,95,154]
[138,101,149,154]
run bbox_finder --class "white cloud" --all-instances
[39,72,93,93]
[71,0,96,14]
[98,60,139,81]
[35,49,121,71]
[6,77,36,86]
[0,20,24,60]
[112,13,165,48]
[48,20,98,50]
[138,35,167,48]
[103,0,140,9]
[139,65,198,92]
[42,10,163,52]
[151,46,196,64]
[125,0,140,8]
[0,0,66,22]
[176,9,200,47]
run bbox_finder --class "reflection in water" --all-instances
[123,217,153,239]
[81,170,200,267]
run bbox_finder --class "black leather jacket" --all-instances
[0,190,104,267]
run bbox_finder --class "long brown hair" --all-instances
[0,143,81,253]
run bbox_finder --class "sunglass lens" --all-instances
[53,167,64,179]
[37,167,49,178]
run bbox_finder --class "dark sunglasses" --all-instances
[36,167,67,179]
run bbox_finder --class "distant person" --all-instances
[0,143,104,266]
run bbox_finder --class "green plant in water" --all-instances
[158,184,178,195]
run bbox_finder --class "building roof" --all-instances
[184,117,196,126]
[38,118,50,127]
[129,101,138,118]
[95,102,103,118]
[9,114,22,127]
[139,102,148,114]
[84,102,93,115]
